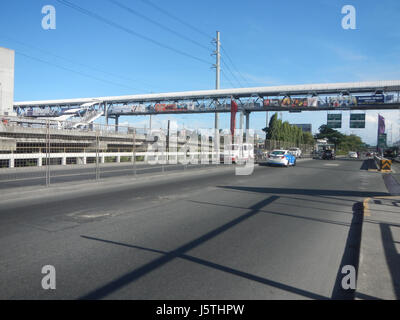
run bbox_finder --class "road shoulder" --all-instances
[357,193,400,299]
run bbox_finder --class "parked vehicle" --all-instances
[383,148,398,159]
[348,151,358,159]
[267,150,296,167]
[288,147,302,158]
[254,149,267,162]
[321,150,336,160]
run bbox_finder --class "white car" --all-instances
[288,147,302,158]
[348,151,358,159]
[267,149,296,167]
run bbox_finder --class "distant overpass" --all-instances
[13,80,400,128]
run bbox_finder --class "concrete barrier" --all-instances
[374,155,392,172]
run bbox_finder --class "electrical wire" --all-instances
[108,0,210,52]
[221,45,251,87]
[16,51,144,91]
[0,33,156,91]
[139,0,213,41]
[55,0,212,66]
[221,57,243,88]
[221,69,236,88]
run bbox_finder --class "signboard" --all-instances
[356,95,384,104]
[327,113,342,128]
[263,99,280,107]
[263,97,319,108]
[378,133,387,149]
[328,96,357,107]
[350,113,365,128]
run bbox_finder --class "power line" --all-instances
[108,0,210,52]
[221,57,243,88]
[139,0,213,41]
[16,51,144,91]
[221,69,236,88]
[55,0,212,66]
[139,0,251,88]
[0,33,156,91]
[220,45,251,87]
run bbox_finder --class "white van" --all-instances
[288,147,302,158]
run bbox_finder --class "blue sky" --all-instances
[1,0,400,144]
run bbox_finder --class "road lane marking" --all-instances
[363,195,400,217]
[363,198,371,216]
[0,164,214,184]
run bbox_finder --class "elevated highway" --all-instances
[13,81,400,124]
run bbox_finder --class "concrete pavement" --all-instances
[356,162,400,300]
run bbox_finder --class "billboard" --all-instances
[328,96,357,107]
[378,133,387,149]
[349,113,366,128]
[263,99,280,107]
[154,103,195,112]
[378,114,385,134]
[263,97,319,108]
[327,113,342,128]
[356,95,384,104]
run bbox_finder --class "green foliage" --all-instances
[302,132,314,145]
[315,125,365,152]
[264,113,311,146]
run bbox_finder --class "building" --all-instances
[293,123,312,133]
[0,46,15,116]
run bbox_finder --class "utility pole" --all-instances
[213,31,220,129]
[149,114,152,131]
[166,120,170,162]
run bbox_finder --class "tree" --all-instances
[315,125,365,152]
[315,125,345,148]
[303,132,314,145]
[264,113,313,146]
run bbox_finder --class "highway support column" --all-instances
[214,31,220,130]
[104,102,108,125]
[115,115,119,132]
[245,111,250,130]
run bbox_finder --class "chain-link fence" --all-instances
[0,117,316,188]
[0,117,231,188]
[263,139,314,158]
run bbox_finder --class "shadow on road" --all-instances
[78,195,286,299]
[188,199,352,227]
[217,186,388,198]
[380,223,400,299]
[330,202,364,300]
[80,234,328,300]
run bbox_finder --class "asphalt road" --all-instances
[0,158,390,299]
[0,162,214,189]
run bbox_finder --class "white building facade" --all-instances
[0,46,15,116]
